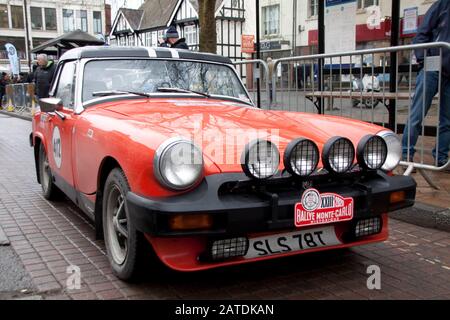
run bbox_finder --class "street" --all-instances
[0,114,449,300]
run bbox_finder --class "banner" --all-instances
[4,43,20,75]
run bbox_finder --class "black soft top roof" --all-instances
[59,46,233,65]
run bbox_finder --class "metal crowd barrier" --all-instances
[2,83,36,115]
[233,59,270,109]
[269,42,450,188]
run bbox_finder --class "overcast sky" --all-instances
[106,0,145,21]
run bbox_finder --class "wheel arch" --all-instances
[94,156,123,239]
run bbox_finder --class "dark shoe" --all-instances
[438,161,450,173]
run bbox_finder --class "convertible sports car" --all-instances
[31,46,416,280]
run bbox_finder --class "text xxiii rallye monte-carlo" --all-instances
[31,46,416,280]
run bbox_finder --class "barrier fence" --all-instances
[1,83,36,115]
[237,42,450,188]
[233,59,269,109]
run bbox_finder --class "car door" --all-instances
[47,60,78,199]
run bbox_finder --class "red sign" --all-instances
[295,188,354,227]
[241,35,255,54]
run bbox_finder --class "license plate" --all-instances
[244,226,341,259]
[294,188,354,227]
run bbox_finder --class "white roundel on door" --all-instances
[52,126,62,168]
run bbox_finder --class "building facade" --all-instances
[0,0,110,72]
[258,0,438,60]
[108,0,254,62]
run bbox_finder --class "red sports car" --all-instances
[31,46,416,280]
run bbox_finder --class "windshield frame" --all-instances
[76,57,254,113]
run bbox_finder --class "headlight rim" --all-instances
[376,130,402,171]
[153,137,204,191]
[356,134,388,170]
[241,139,280,179]
[283,138,320,177]
[322,136,356,174]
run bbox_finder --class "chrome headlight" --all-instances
[357,135,388,170]
[377,130,401,171]
[322,137,355,173]
[241,139,280,179]
[154,138,203,190]
[283,138,319,177]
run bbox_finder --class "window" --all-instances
[31,7,43,30]
[184,25,197,46]
[0,4,8,28]
[63,9,75,32]
[357,0,379,9]
[45,8,57,30]
[55,61,77,109]
[309,0,319,17]
[11,6,24,29]
[93,11,102,34]
[262,5,280,36]
[77,10,87,32]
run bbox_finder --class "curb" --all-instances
[0,110,32,122]
[0,225,10,246]
[391,202,450,232]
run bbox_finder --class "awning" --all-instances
[31,29,105,57]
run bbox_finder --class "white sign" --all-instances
[52,126,62,169]
[325,0,357,63]
[403,7,418,35]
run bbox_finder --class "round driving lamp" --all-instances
[154,138,204,190]
[241,139,280,179]
[283,138,320,177]
[322,137,355,174]
[357,135,388,170]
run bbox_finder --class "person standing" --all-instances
[164,26,189,50]
[401,0,450,170]
[34,54,56,99]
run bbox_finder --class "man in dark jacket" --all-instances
[401,0,450,170]
[34,54,56,99]
[165,26,189,50]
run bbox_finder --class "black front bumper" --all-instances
[127,171,416,237]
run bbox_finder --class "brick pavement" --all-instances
[0,114,449,300]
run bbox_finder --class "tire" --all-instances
[38,143,63,200]
[352,99,359,108]
[102,168,150,281]
[363,98,380,109]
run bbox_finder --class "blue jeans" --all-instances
[402,70,450,164]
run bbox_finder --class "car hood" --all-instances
[98,98,386,173]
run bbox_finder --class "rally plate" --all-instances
[295,188,354,228]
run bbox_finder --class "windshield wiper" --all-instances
[92,90,152,98]
[156,87,211,98]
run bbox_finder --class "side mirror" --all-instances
[39,97,63,113]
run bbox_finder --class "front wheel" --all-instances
[38,143,62,200]
[102,168,149,281]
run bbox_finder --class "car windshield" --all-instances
[82,59,251,104]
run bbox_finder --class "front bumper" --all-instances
[127,171,416,237]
